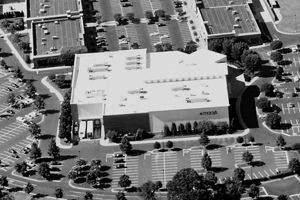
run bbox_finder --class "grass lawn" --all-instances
[276,0,300,33]
[8,33,30,65]
[263,175,300,196]
[0,37,23,70]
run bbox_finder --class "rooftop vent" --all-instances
[88,66,111,72]
[88,74,107,80]
[125,66,142,70]
[94,63,110,67]
[186,97,210,103]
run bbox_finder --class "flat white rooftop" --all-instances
[71,49,229,116]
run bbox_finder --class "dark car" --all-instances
[115,164,126,169]
[6,110,15,115]
[122,3,132,7]
[114,158,125,163]
[158,23,166,27]
[8,148,17,154]
[10,83,19,88]
[114,153,124,158]
[21,147,31,154]
[5,87,12,92]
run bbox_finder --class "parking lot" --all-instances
[106,144,289,189]
[270,52,300,136]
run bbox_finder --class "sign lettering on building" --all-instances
[199,111,218,115]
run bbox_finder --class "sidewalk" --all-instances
[40,77,72,149]
[99,129,250,146]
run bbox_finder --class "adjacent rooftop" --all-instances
[71,49,229,116]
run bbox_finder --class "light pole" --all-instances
[78,150,80,158]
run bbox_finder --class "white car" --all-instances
[16,117,27,123]
[288,102,295,108]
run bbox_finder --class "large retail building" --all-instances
[70,49,230,138]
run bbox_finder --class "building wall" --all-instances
[103,113,150,133]
[72,102,104,121]
[149,106,229,133]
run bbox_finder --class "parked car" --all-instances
[6,110,15,115]
[114,153,124,158]
[8,148,17,154]
[114,158,125,163]
[115,164,126,169]
[4,87,12,92]
[21,147,31,154]
[11,153,19,158]
[16,117,27,123]
[10,83,19,88]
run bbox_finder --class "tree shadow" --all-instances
[32,193,48,198]
[48,173,65,181]
[278,60,292,66]
[206,144,223,150]
[35,157,53,163]
[56,155,77,161]
[101,165,111,171]
[277,48,292,54]
[279,123,292,130]
[50,167,61,172]
[210,167,228,173]
[24,169,37,177]
[0,164,9,167]
[257,197,274,200]
[8,187,23,192]
[158,149,168,152]
[100,172,109,177]
[257,65,276,78]
[0,52,13,57]
[125,186,140,193]
[100,177,112,183]
[37,134,55,140]
[44,109,60,115]
[171,147,182,151]
[250,161,265,167]
[260,60,269,65]
[94,183,111,189]
[74,177,86,184]
[39,94,52,99]
[127,149,146,156]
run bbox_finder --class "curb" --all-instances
[99,129,250,146]
[11,170,46,183]
[262,121,292,137]
[68,180,96,191]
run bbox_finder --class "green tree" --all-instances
[54,188,63,198]
[270,52,283,62]
[114,13,123,22]
[1,19,10,28]
[0,176,8,189]
[24,81,36,98]
[18,41,30,52]
[208,38,223,53]
[236,136,244,144]
[171,122,177,136]
[48,138,60,159]
[201,152,212,171]
[6,93,16,105]
[140,180,159,200]
[13,67,23,79]
[116,191,127,200]
[118,174,131,189]
[204,171,217,187]
[266,113,281,129]
[126,12,135,21]
[33,95,45,111]
[76,158,87,167]
[29,142,41,161]
[68,169,79,180]
[185,122,192,134]
[231,42,249,61]
[14,161,28,175]
[28,123,41,139]
[277,194,289,200]
[256,97,270,111]
[248,136,255,143]
[247,184,259,199]
[38,163,51,179]
[11,33,21,43]
[242,151,253,164]
[145,11,153,19]
[84,192,93,200]
[119,136,132,154]
[216,121,229,135]
[288,158,300,173]
[233,167,245,183]
[153,141,161,149]
[163,124,171,136]
[59,90,72,141]
[131,42,140,49]
[199,133,210,147]
[166,140,173,149]
[154,9,165,18]
[184,41,198,54]
[276,135,286,149]
[24,182,34,194]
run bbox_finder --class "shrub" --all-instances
[270,40,283,50]
[236,136,244,143]
[106,130,119,143]
[266,113,281,129]
[154,142,161,149]
[25,55,30,64]
[256,97,270,111]
[166,141,173,148]
[270,52,283,62]
[48,74,56,81]
[292,143,300,150]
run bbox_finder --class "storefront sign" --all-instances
[199,111,218,115]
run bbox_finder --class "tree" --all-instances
[7,23,16,34]
[119,136,132,154]
[222,38,236,59]
[90,159,102,171]
[84,192,93,200]
[236,136,244,144]
[193,121,198,133]
[277,194,289,200]
[197,121,216,135]
[241,50,261,72]
[248,136,255,143]
[216,121,229,135]
[208,39,223,53]
[145,11,154,19]
[0,59,7,69]
[171,122,177,136]
[48,138,60,159]
[13,67,23,79]
[140,181,159,200]
[131,42,140,49]
[38,163,51,179]
[266,113,281,129]
[11,33,21,43]
[25,55,30,64]
[178,123,185,135]
[247,184,259,199]
[54,188,63,198]
[163,124,171,136]
[270,40,283,50]
[76,158,87,167]
[231,42,249,61]
[28,123,41,139]
[201,152,212,170]
[68,169,79,180]
[233,167,245,183]
[166,140,173,149]
[118,174,131,189]
[126,12,135,21]
[116,191,127,200]
[0,176,8,189]
[154,9,165,18]
[242,151,253,164]
[59,46,87,66]
[276,135,286,148]
[29,142,41,160]
[204,171,217,187]
[106,130,118,142]
[184,41,198,54]
[199,133,210,148]
[6,93,16,105]
[185,122,192,134]
[270,52,283,62]
[14,161,28,175]
[24,182,34,194]
[153,141,161,149]
[167,168,213,200]
[95,13,102,24]
[288,158,300,173]
[18,41,30,52]
[59,89,72,141]
[24,81,36,98]
[256,97,270,111]
[1,19,10,28]
[33,95,45,111]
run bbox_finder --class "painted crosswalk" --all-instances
[273,150,289,170]
[111,155,139,188]
[208,149,222,167]
[233,146,261,165]
[0,121,28,144]
[189,149,203,172]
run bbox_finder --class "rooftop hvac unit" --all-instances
[88,66,111,72]
[42,25,47,29]
[139,88,147,94]
[128,89,139,94]
[41,42,46,45]
[88,74,107,80]
[39,8,46,13]
[232,10,238,15]
[140,96,145,100]
[50,46,57,51]
[233,24,240,28]
[185,97,209,103]
[125,66,142,70]
[40,3,44,7]
[44,30,49,34]
[93,63,110,67]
